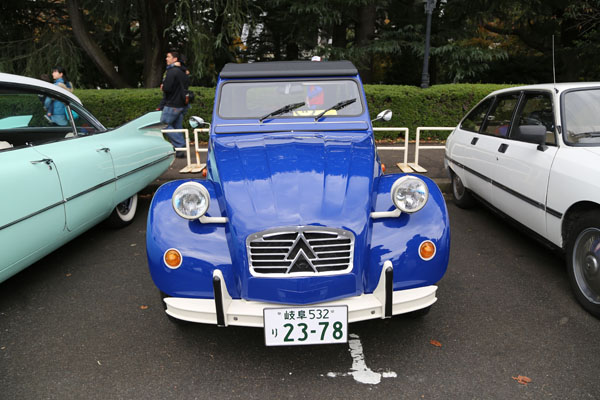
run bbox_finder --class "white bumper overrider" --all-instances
[163,260,438,327]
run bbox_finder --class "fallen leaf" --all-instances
[65,273,72,277]
[140,305,149,310]
[512,375,532,385]
[429,339,442,347]
[130,243,137,247]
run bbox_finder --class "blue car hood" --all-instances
[211,131,376,238]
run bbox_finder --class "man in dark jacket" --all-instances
[160,51,189,157]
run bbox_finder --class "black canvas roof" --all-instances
[219,60,358,79]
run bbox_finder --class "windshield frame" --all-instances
[561,86,600,147]
[216,78,365,121]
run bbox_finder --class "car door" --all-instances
[0,90,67,280]
[447,97,494,200]
[34,106,116,234]
[449,94,521,204]
[490,91,558,236]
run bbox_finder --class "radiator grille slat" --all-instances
[247,227,354,276]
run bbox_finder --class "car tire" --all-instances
[566,212,600,318]
[451,170,475,209]
[106,194,138,228]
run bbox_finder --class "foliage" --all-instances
[2,0,600,87]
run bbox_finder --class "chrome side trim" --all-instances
[0,154,173,231]
[445,155,563,219]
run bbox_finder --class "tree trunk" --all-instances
[138,0,170,88]
[332,22,348,50]
[65,0,131,88]
[355,3,376,83]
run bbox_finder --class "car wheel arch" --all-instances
[562,201,600,249]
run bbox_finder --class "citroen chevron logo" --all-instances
[286,234,317,273]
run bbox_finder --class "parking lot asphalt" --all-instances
[2,195,599,399]
[146,142,450,193]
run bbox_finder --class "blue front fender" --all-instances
[147,174,450,303]
[367,174,450,292]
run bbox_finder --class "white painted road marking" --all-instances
[326,333,397,384]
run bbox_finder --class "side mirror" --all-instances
[516,125,547,151]
[372,109,392,123]
[189,116,206,129]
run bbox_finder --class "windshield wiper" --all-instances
[571,131,600,138]
[259,102,306,122]
[314,98,357,121]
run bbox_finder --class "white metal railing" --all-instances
[409,127,454,173]
[163,126,454,174]
[162,128,209,173]
[374,127,411,172]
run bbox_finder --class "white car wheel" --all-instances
[451,171,475,209]
[107,194,138,228]
[567,212,600,318]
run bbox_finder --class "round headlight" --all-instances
[172,182,210,220]
[391,176,429,213]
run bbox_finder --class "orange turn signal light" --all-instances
[202,168,207,177]
[419,240,436,261]
[164,248,182,269]
[381,163,386,173]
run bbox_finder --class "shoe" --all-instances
[175,151,186,158]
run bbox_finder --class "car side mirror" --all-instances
[189,116,207,129]
[516,125,548,151]
[372,109,392,123]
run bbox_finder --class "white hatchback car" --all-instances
[445,83,600,317]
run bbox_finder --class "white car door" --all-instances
[448,93,521,204]
[490,91,558,237]
[446,97,495,202]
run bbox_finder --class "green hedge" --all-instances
[75,83,513,141]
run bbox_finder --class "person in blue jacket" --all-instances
[44,66,73,126]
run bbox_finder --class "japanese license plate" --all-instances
[264,306,348,346]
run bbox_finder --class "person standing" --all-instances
[160,51,189,157]
[44,66,73,126]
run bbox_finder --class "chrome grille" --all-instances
[247,226,354,276]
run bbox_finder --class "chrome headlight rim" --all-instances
[171,181,210,220]
[390,175,429,214]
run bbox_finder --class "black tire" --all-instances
[451,170,475,209]
[106,194,138,228]
[566,212,600,318]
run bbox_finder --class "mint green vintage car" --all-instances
[0,73,174,283]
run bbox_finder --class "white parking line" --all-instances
[326,333,397,384]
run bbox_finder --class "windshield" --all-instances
[564,88,600,146]
[218,79,363,119]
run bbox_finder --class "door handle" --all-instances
[498,143,509,153]
[471,137,478,145]
[31,158,53,170]
[97,147,110,153]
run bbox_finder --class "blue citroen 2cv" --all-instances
[146,61,450,346]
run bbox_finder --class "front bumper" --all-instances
[163,261,438,327]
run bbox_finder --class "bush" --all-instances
[75,83,513,141]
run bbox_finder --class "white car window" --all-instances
[481,93,519,138]
[512,93,555,145]
[459,98,493,133]
[564,88,600,146]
